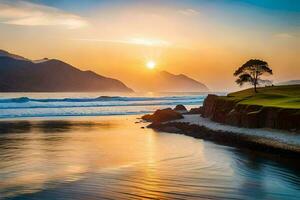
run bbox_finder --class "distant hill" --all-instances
[277,80,300,86]
[141,70,209,92]
[0,50,133,92]
[0,49,29,61]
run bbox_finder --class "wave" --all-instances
[0,110,151,119]
[0,100,203,109]
[0,95,204,104]
[0,94,206,119]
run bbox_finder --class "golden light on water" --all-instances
[146,60,156,69]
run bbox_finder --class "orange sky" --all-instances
[0,1,299,91]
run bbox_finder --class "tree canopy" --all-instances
[234,59,273,92]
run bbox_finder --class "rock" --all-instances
[225,109,241,126]
[174,104,187,112]
[241,111,260,128]
[162,126,181,133]
[188,107,203,114]
[202,94,218,118]
[201,94,300,132]
[141,114,153,121]
[142,108,183,123]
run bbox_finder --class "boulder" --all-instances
[142,108,183,123]
[174,104,187,113]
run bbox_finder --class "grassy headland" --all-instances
[223,85,300,109]
[201,85,300,131]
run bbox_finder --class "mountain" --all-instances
[0,49,29,61]
[140,71,209,92]
[0,50,133,92]
[277,80,300,86]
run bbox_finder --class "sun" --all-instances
[146,60,156,69]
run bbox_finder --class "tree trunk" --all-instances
[254,69,258,93]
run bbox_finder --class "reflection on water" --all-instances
[0,116,299,200]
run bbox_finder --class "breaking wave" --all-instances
[0,96,202,103]
[0,94,206,118]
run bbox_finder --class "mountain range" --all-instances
[0,49,209,92]
[143,71,209,92]
[0,50,133,92]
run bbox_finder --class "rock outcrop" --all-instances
[201,94,300,132]
[188,107,203,114]
[174,104,187,113]
[142,108,183,123]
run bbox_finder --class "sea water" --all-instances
[0,92,210,119]
[0,92,299,200]
[0,116,299,200]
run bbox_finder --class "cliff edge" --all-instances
[201,85,300,132]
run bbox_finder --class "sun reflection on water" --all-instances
[0,116,299,199]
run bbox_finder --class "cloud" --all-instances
[0,0,87,29]
[178,9,200,16]
[72,38,171,47]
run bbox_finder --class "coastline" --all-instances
[2,113,300,157]
[147,114,300,156]
[201,86,300,132]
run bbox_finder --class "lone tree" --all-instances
[234,59,272,93]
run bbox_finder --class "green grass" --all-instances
[221,85,300,109]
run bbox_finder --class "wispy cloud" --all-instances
[0,0,87,29]
[72,38,171,47]
[178,8,200,16]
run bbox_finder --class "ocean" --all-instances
[0,92,211,119]
[0,92,299,200]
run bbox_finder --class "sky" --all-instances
[0,0,299,91]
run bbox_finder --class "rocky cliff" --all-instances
[201,94,300,132]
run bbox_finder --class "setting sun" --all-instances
[146,61,156,69]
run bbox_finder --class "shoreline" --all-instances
[147,114,300,156]
[1,112,299,156]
